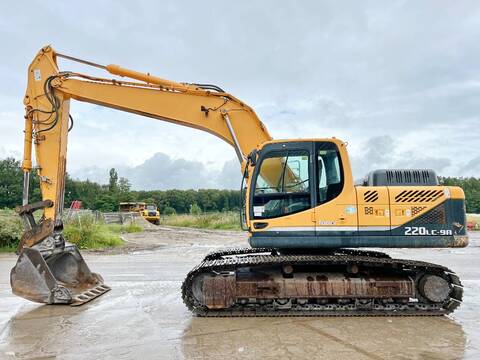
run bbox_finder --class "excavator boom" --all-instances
[22,46,272,224]
[13,45,272,306]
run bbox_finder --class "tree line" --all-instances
[0,157,479,213]
[0,158,240,214]
[440,177,480,214]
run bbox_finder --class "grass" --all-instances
[0,210,144,252]
[104,223,144,234]
[0,209,23,251]
[63,215,143,249]
[0,246,16,253]
[63,223,124,249]
[160,211,242,231]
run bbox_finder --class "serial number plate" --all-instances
[404,226,452,236]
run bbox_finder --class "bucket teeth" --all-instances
[71,284,111,306]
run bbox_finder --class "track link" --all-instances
[183,248,462,317]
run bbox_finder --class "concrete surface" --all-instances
[0,228,479,359]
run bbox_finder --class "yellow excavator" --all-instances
[11,46,468,314]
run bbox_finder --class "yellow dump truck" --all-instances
[119,202,160,225]
[142,204,161,225]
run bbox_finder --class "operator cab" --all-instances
[249,139,346,221]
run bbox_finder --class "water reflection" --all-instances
[0,304,87,358]
[181,316,466,359]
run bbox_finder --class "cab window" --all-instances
[253,150,311,219]
[317,144,343,204]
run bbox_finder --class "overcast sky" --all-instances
[0,1,479,189]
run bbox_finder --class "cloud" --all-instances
[350,135,453,179]
[70,135,468,192]
[215,159,242,190]
[70,153,241,190]
[459,156,480,177]
[0,1,479,180]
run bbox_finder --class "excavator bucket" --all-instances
[11,201,110,306]
[11,245,110,306]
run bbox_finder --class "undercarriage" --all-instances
[182,248,462,316]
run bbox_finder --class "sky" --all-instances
[0,1,479,190]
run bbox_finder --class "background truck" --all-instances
[119,202,160,225]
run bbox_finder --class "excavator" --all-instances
[11,45,468,315]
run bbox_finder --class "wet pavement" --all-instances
[0,229,479,359]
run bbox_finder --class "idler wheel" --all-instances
[419,274,451,303]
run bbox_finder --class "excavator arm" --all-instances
[22,45,272,225]
[12,45,273,305]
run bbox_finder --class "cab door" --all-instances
[314,141,358,239]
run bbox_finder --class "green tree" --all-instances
[108,168,118,193]
[141,197,157,205]
[93,194,117,212]
[118,177,131,193]
[116,177,135,202]
[440,177,480,213]
[0,158,23,208]
[189,203,202,215]
[4,157,479,215]
[163,206,177,215]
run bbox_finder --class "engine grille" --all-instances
[395,189,443,203]
[410,204,446,225]
[364,169,439,186]
[411,206,427,216]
